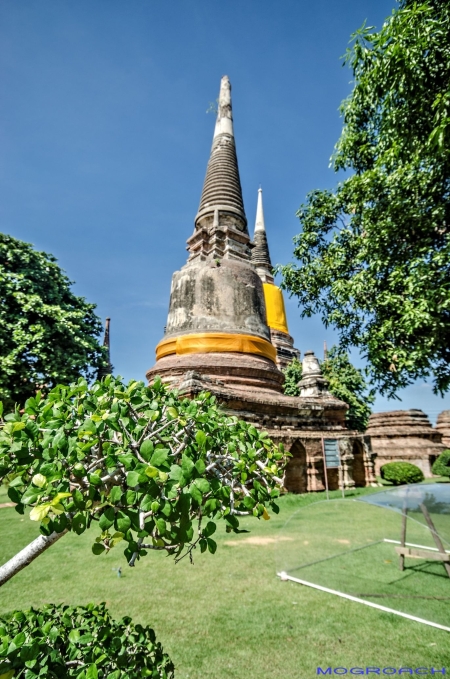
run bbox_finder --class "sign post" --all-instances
[321,438,344,499]
[321,437,330,501]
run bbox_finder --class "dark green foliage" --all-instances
[282,357,302,396]
[0,376,286,566]
[321,347,375,431]
[431,449,450,478]
[279,0,450,397]
[282,347,374,431]
[0,234,108,410]
[0,602,174,678]
[380,461,425,486]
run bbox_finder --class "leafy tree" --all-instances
[282,347,375,431]
[0,603,174,679]
[321,347,375,431]
[0,234,107,409]
[282,357,303,396]
[279,0,450,397]
[0,376,286,586]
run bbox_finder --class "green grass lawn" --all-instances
[1,483,449,678]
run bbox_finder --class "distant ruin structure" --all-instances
[436,410,450,449]
[146,76,376,493]
[366,409,445,478]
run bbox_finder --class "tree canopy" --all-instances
[0,234,107,409]
[0,376,285,583]
[282,348,375,431]
[279,0,450,397]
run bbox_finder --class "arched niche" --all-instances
[284,440,307,494]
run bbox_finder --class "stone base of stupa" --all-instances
[146,358,377,494]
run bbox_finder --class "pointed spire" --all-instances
[254,186,265,233]
[324,341,328,361]
[251,187,273,282]
[213,76,234,138]
[195,76,247,229]
[97,317,113,380]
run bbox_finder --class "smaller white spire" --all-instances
[213,75,234,139]
[254,187,266,234]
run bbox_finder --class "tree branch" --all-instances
[0,529,68,588]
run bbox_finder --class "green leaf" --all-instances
[92,542,106,555]
[203,521,216,538]
[194,478,210,493]
[181,455,194,480]
[207,538,217,554]
[189,483,202,504]
[126,471,141,488]
[13,632,26,648]
[169,464,182,481]
[195,430,206,447]
[68,629,80,644]
[110,532,124,547]
[30,503,51,522]
[7,487,21,504]
[155,518,166,535]
[194,459,206,474]
[72,488,86,510]
[139,439,154,461]
[109,486,122,504]
[99,507,115,530]
[115,511,131,533]
[86,663,98,679]
[21,486,41,505]
[31,474,47,488]
[88,472,103,487]
[150,448,169,468]
[167,407,178,419]
[144,466,158,478]
[72,513,87,535]
[9,475,25,488]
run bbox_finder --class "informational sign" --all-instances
[323,439,340,469]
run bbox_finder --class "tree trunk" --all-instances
[0,529,67,587]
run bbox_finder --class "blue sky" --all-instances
[1,0,448,422]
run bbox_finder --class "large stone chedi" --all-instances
[149,76,281,393]
[147,76,375,493]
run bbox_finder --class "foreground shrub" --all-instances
[380,461,424,486]
[0,602,174,678]
[0,376,286,576]
[431,449,450,478]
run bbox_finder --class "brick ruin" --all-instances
[366,409,445,478]
[436,410,450,449]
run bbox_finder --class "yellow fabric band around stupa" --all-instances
[262,283,289,334]
[156,332,277,362]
